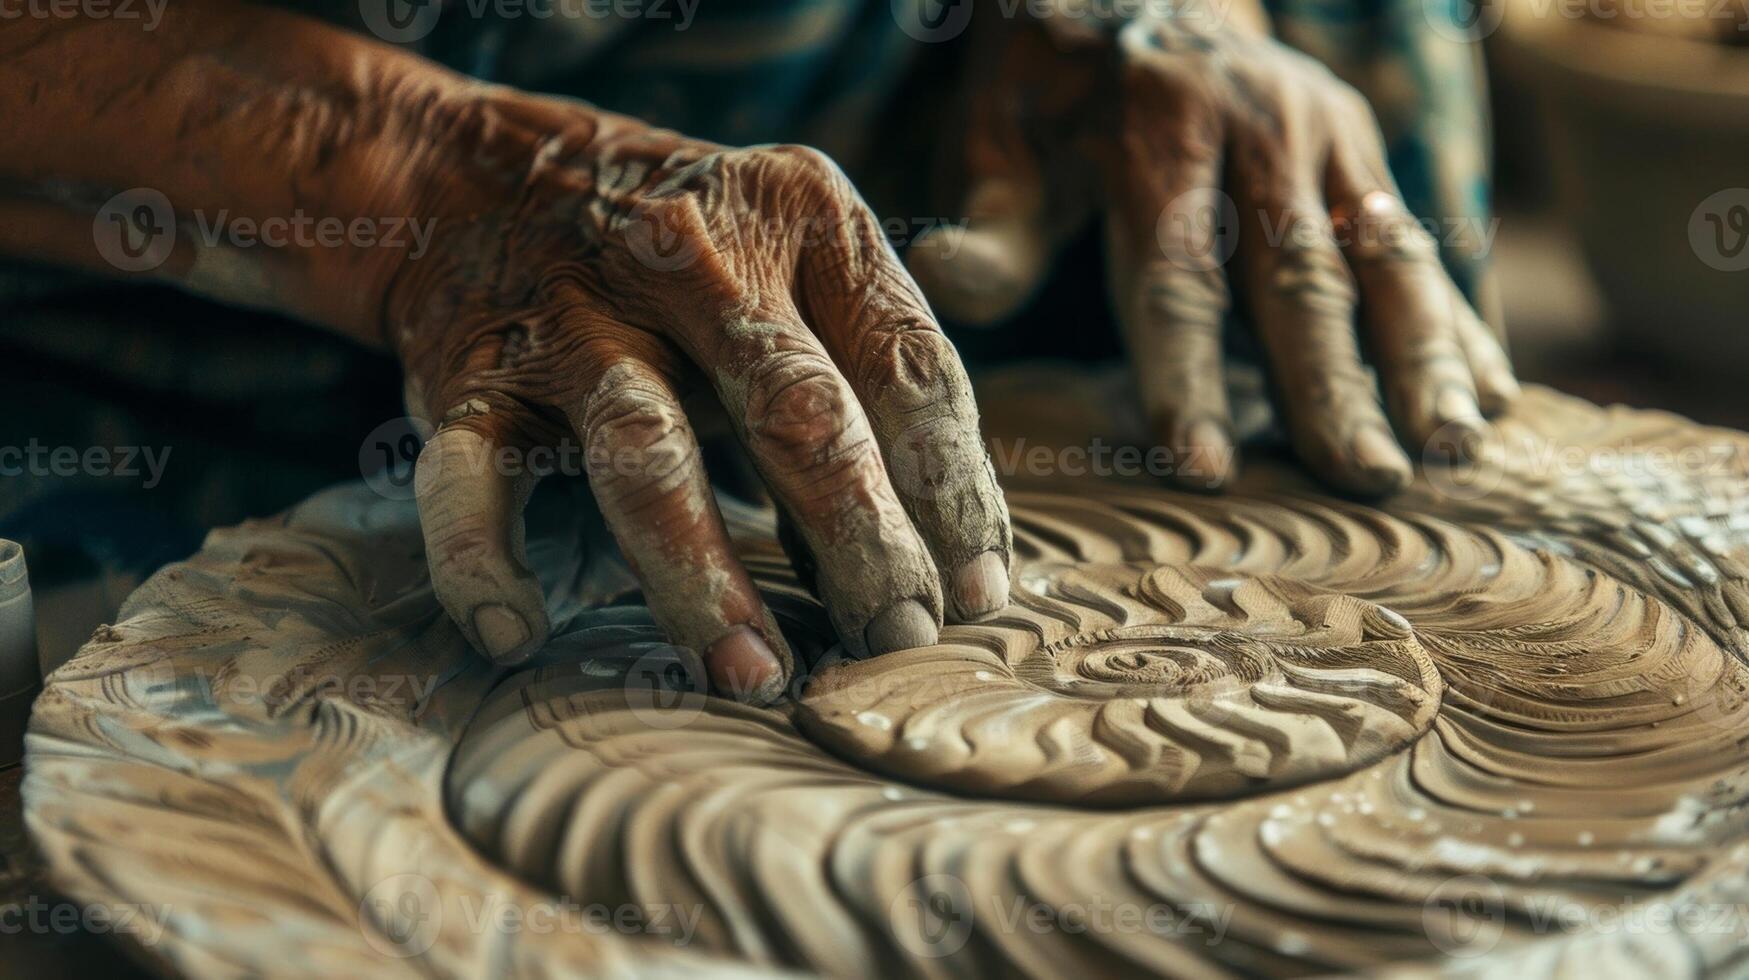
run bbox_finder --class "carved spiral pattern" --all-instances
[445,476,1749,975]
[796,564,1442,803]
[23,387,1749,978]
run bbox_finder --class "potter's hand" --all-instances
[390,94,1011,698]
[0,6,1008,704]
[907,11,1519,494]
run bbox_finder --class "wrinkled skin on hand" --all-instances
[385,93,1011,700]
[907,8,1520,494]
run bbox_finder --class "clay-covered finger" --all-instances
[905,23,1091,324]
[796,202,1012,623]
[907,180,1060,327]
[566,351,793,704]
[701,311,944,659]
[1235,185,1411,495]
[415,415,549,666]
[1452,290,1521,415]
[1104,93,1237,491]
[1327,184,1485,453]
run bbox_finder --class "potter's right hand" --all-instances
[379,93,1011,701]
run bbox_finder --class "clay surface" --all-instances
[22,383,1749,977]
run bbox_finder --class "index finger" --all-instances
[797,192,1013,622]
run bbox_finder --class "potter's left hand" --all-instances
[907,7,1519,494]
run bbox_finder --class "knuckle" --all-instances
[1320,75,1375,121]
[425,510,504,571]
[747,144,853,209]
[856,325,966,409]
[1282,45,1340,85]
[1263,223,1356,314]
[1344,202,1439,265]
[1396,338,1472,380]
[765,143,844,183]
[628,192,714,251]
[743,351,874,472]
[582,383,697,503]
[1138,263,1231,333]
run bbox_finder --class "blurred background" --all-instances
[1488,0,1749,425]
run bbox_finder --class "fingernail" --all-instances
[1178,419,1236,490]
[473,604,531,663]
[864,599,937,656]
[705,625,785,704]
[951,551,1010,621]
[1435,388,1483,427]
[1493,371,1523,402]
[1350,426,1412,492]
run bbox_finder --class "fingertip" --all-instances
[471,602,544,665]
[705,624,787,705]
[864,598,938,656]
[1171,418,1238,492]
[950,550,1010,621]
[1347,425,1414,495]
[1421,388,1490,465]
[1433,387,1484,430]
[1477,370,1522,417]
[907,224,1043,326]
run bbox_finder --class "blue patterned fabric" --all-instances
[424,0,1491,300]
[1267,0,1492,298]
[429,0,920,155]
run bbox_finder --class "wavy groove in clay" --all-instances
[21,386,1749,978]
[797,564,1442,803]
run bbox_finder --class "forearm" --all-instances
[0,0,485,343]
